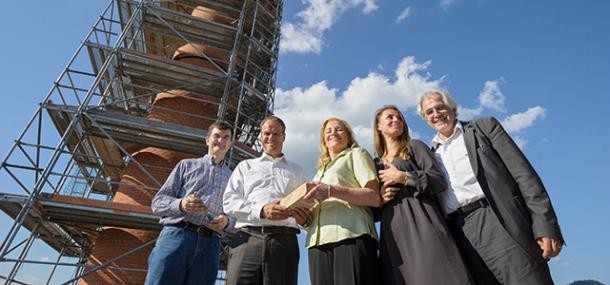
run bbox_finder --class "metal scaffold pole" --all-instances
[0,0,284,283]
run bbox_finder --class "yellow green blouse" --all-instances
[305,147,379,248]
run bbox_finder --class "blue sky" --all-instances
[0,1,609,284]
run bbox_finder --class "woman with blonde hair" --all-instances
[373,105,473,284]
[303,117,381,285]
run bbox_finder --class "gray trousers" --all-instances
[448,206,554,285]
[225,230,299,285]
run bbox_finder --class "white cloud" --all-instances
[457,79,505,121]
[457,106,482,121]
[440,0,460,10]
[478,80,506,112]
[280,23,324,54]
[281,0,379,54]
[276,56,442,176]
[363,0,379,12]
[499,106,547,148]
[395,6,412,23]
[501,106,547,133]
[275,60,547,174]
[455,81,546,148]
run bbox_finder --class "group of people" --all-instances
[144,88,564,285]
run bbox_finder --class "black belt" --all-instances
[448,198,489,220]
[243,226,300,235]
[172,221,216,236]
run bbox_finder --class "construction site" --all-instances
[0,0,283,283]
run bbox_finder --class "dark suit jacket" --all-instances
[434,117,564,262]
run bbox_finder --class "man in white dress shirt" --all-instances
[417,88,564,285]
[223,115,311,285]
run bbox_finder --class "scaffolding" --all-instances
[0,0,283,283]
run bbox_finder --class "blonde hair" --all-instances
[373,105,411,161]
[316,117,359,169]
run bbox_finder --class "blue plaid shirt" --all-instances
[151,155,232,226]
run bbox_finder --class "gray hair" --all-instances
[416,88,458,118]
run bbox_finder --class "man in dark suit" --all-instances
[417,88,564,285]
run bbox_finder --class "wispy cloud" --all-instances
[501,106,547,133]
[440,0,460,10]
[395,6,412,23]
[275,60,546,173]
[457,79,505,121]
[479,80,506,112]
[281,0,379,54]
[457,106,483,121]
[276,56,442,175]
[280,24,324,54]
[500,106,546,148]
[454,80,546,149]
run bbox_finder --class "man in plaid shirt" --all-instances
[145,121,233,285]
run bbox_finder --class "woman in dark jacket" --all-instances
[373,105,473,285]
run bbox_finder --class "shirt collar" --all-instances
[259,152,287,163]
[333,147,351,161]
[431,122,463,145]
[320,147,352,169]
[202,154,227,166]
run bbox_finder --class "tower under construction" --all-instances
[0,0,283,283]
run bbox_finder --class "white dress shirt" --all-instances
[223,153,307,229]
[432,123,486,215]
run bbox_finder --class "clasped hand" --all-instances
[380,185,401,204]
[378,163,407,187]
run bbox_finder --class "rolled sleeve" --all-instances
[351,148,378,187]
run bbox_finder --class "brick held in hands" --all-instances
[280,182,316,209]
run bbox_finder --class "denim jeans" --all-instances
[145,224,220,285]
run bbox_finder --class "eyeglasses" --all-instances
[423,105,450,118]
